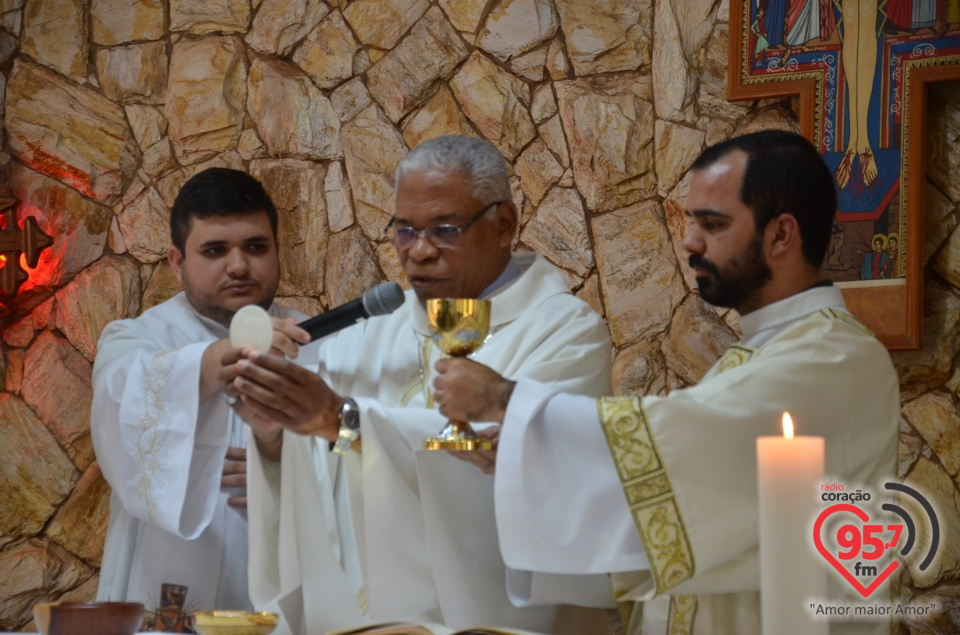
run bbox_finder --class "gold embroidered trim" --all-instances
[135,349,175,523]
[357,586,368,616]
[713,309,865,379]
[713,344,756,375]
[816,308,870,333]
[401,370,422,408]
[422,336,435,409]
[598,396,695,594]
[404,333,435,407]
[667,594,698,635]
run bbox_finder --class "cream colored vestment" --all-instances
[494,286,899,635]
[93,293,307,617]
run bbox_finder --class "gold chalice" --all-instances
[424,298,492,451]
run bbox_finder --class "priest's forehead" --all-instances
[394,169,484,223]
[685,151,752,220]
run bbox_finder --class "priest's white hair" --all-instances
[395,135,512,205]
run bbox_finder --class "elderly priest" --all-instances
[225,135,618,634]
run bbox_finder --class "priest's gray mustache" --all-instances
[297,282,406,343]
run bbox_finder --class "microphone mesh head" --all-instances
[362,282,406,316]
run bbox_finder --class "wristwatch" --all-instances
[331,397,360,455]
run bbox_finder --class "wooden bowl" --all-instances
[192,610,279,635]
[47,602,144,635]
[31,601,59,635]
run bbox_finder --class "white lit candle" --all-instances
[757,412,826,635]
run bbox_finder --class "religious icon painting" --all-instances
[729,0,960,349]
[142,582,196,633]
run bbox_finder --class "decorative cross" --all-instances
[728,0,960,349]
[0,197,53,299]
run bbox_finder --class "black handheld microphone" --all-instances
[298,281,406,343]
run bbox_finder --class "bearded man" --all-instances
[433,130,900,635]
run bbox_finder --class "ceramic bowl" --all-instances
[192,610,279,635]
[46,602,144,635]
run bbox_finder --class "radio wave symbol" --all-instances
[884,482,939,571]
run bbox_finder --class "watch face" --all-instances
[343,411,360,430]
[341,400,360,430]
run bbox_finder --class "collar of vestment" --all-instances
[409,253,571,336]
[738,285,847,349]
[479,254,522,298]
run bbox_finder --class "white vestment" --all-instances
[494,286,900,635]
[247,254,618,635]
[92,293,310,617]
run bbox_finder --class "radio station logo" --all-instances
[814,482,939,599]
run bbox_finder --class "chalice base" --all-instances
[423,420,492,451]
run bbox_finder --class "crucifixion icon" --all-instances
[730,0,960,349]
[0,197,53,299]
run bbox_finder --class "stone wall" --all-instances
[0,0,958,632]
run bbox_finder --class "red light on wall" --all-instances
[0,254,6,309]
[0,197,53,298]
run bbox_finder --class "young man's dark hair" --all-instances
[691,129,837,268]
[170,168,279,252]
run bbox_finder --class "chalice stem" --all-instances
[448,420,478,439]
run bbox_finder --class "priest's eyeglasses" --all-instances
[385,201,503,249]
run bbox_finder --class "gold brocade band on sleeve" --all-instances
[668,594,697,634]
[597,396,695,595]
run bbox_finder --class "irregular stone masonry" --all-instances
[0,0,957,631]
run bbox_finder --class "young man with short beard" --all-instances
[433,131,900,635]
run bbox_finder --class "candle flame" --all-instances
[782,412,794,439]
